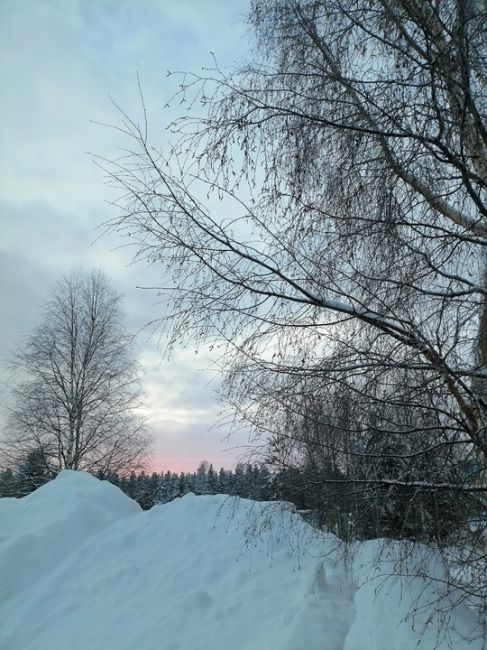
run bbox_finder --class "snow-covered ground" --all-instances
[0,471,483,650]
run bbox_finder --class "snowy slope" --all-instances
[0,470,140,602]
[0,471,483,650]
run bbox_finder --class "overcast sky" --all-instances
[0,0,252,472]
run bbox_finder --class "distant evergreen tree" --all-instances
[126,471,137,500]
[133,472,150,510]
[178,472,188,496]
[195,461,210,495]
[146,472,160,508]
[16,449,52,495]
[256,466,273,500]
[156,471,180,502]
[217,467,228,493]
[0,468,16,497]
[95,470,121,487]
[232,464,245,496]
[207,464,217,494]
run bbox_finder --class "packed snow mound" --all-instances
[345,540,483,650]
[0,471,482,650]
[0,470,140,601]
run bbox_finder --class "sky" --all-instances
[0,0,252,473]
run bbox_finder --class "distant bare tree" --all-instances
[2,270,149,479]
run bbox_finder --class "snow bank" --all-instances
[0,470,140,601]
[344,541,482,650]
[0,471,482,650]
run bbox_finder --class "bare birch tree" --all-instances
[103,0,486,488]
[101,0,486,626]
[2,270,149,479]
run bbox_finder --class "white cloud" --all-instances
[0,0,252,472]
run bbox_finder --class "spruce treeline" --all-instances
[97,461,279,511]
[0,457,299,508]
[97,462,347,527]
[1,455,479,544]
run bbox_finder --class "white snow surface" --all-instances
[0,471,482,650]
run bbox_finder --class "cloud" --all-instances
[0,0,252,472]
[0,250,54,357]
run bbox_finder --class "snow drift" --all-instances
[0,471,482,650]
